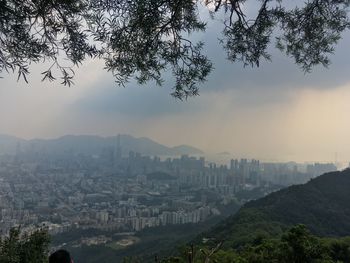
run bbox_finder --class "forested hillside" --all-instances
[204,169,350,247]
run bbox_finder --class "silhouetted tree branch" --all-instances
[1,0,349,99]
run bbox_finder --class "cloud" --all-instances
[73,81,205,118]
[200,19,350,93]
[1,7,350,164]
[71,20,350,120]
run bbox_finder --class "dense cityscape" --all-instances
[0,136,338,249]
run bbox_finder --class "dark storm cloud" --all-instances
[74,79,207,118]
[201,18,350,93]
[74,16,350,118]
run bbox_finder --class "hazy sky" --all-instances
[1,7,350,164]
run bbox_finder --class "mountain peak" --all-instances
[0,134,203,156]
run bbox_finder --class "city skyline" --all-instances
[0,133,346,167]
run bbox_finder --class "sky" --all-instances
[1,5,350,164]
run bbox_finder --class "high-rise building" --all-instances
[114,134,122,165]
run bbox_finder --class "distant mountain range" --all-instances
[204,168,350,247]
[0,134,203,156]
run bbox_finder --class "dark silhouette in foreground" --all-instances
[49,249,73,263]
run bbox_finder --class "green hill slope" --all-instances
[205,168,350,247]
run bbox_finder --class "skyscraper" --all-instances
[114,134,122,165]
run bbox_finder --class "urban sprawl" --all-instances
[0,143,337,244]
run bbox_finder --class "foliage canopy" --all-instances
[133,225,350,263]
[1,0,350,98]
[0,227,50,263]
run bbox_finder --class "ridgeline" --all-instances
[204,168,350,247]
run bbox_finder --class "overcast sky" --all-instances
[1,7,350,164]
